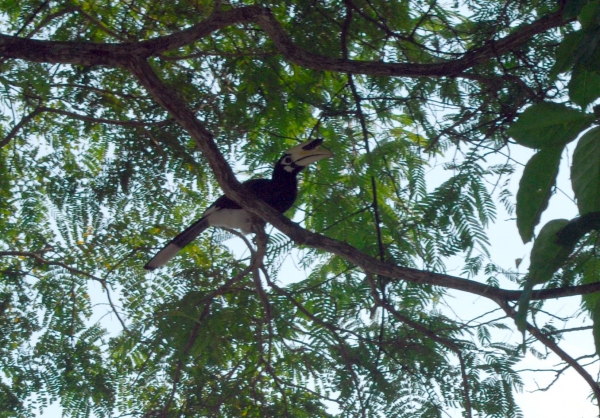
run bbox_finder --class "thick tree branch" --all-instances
[0,5,569,79]
[1,1,593,414]
[0,7,264,66]
[254,6,569,77]
[124,56,242,189]
[0,4,575,304]
[125,55,600,307]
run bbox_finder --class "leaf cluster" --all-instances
[0,0,592,417]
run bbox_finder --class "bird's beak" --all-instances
[286,138,334,167]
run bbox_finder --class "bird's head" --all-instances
[277,138,334,174]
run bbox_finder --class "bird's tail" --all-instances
[144,217,210,270]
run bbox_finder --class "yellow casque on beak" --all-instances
[286,138,334,167]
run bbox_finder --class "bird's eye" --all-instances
[282,156,292,164]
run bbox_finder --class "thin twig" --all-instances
[0,107,44,148]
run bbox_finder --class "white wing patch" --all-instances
[204,207,253,234]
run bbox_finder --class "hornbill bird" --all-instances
[144,138,333,270]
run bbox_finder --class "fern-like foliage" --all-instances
[0,0,589,417]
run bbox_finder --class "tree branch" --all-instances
[38,106,171,127]
[0,107,44,148]
[365,273,473,417]
[161,262,255,416]
[0,7,265,66]
[254,6,570,77]
[124,55,600,307]
[0,4,579,304]
[497,299,600,409]
[0,5,570,79]
[0,250,129,331]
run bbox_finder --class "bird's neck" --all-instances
[271,165,301,188]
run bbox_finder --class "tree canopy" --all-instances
[1,0,600,417]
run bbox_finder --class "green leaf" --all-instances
[550,32,585,78]
[575,28,600,72]
[528,219,575,285]
[565,0,590,19]
[585,296,600,356]
[569,66,600,108]
[0,1,596,415]
[572,126,600,215]
[516,219,575,332]
[578,0,600,29]
[556,212,600,246]
[516,146,562,243]
[581,258,600,356]
[507,102,594,149]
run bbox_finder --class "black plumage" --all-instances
[144,138,333,270]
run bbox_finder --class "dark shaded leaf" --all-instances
[517,219,575,332]
[507,102,593,149]
[572,126,600,214]
[568,66,600,108]
[516,146,562,243]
